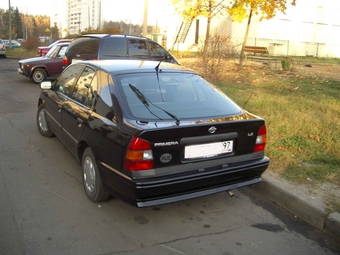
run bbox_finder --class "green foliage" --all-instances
[0,7,51,39]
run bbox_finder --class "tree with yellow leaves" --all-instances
[227,0,296,66]
[171,0,227,57]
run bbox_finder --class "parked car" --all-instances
[37,39,72,56]
[0,39,6,58]
[3,39,21,48]
[63,34,178,67]
[18,42,70,83]
[37,59,269,207]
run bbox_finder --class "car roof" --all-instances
[74,59,191,74]
[75,34,152,40]
[54,42,70,46]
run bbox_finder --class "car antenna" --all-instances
[243,91,254,109]
[155,60,165,102]
[155,59,163,72]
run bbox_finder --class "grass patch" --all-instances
[226,72,339,185]
[181,58,340,188]
[6,47,36,59]
[293,56,340,65]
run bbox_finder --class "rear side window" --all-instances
[101,37,127,57]
[128,39,148,58]
[67,37,100,60]
[149,41,168,59]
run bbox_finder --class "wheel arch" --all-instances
[78,141,90,163]
[30,66,50,78]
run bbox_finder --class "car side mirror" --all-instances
[40,81,52,90]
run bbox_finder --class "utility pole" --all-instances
[9,0,12,48]
[142,0,148,37]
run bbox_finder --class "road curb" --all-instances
[252,174,340,241]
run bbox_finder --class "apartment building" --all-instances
[51,0,103,36]
[67,0,103,34]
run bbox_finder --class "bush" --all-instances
[22,36,40,51]
[199,33,241,79]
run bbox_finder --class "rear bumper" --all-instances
[99,157,270,207]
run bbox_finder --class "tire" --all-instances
[31,68,47,84]
[37,104,54,137]
[82,148,110,202]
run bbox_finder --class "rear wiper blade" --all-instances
[129,83,162,121]
[160,108,180,126]
[129,84,149,106]
[129,83,180,126]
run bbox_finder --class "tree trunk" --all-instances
[203,1,212,75]
[239,8,253,67]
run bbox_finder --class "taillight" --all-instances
[253,126,267,152]
[38,49,42,55]
[2,45,5,50]
[63,56,69,66]
[124,137,154,171]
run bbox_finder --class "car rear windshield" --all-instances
[115,72,243,120]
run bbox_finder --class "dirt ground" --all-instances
[280,62,340,81]
[180,57,340,81]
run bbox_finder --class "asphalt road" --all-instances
[1,58,339,255]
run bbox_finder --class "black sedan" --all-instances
[18,42,69,83]
[37,60,269,207]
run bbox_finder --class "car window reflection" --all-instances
[55,65,84,96]
[71,67,96,107]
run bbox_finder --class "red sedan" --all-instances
[37,39,72,56]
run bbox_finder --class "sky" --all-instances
[0,0,53,16]
[0,0,169,25]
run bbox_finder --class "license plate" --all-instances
[184,140,233,159]
[72,59,81,63]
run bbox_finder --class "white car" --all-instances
[4,39,21,48]
[0,39,6,58]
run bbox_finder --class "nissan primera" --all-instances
[37,60,269,207]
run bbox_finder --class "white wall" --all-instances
[166,0,340,57]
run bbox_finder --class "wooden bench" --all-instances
[244,46,277,67]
